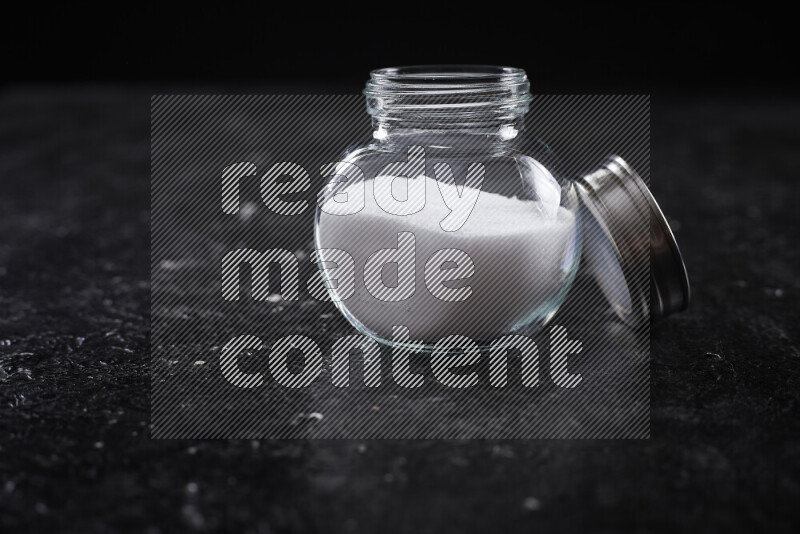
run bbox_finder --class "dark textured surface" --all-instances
[0,88,798,533]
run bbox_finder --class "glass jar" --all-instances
[313,66,689,349]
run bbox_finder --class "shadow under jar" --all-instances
[314,66,581,349]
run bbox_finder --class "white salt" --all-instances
[316,176,576,342]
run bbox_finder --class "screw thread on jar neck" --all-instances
[364,66,533,140]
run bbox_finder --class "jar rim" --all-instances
[370,65,526,83]
[364,65,532,123]
[366,65,531,94]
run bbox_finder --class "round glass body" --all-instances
[314,66,581,348]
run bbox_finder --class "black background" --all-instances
[5,5,797,95]
[2,4,799,533]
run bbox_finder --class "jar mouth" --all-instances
[368,65,529,90]
[364,65,532,125]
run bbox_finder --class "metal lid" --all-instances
[576,156,690,321]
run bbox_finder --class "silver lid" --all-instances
[576,156,690,320]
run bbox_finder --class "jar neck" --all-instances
[364,66,532,142]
